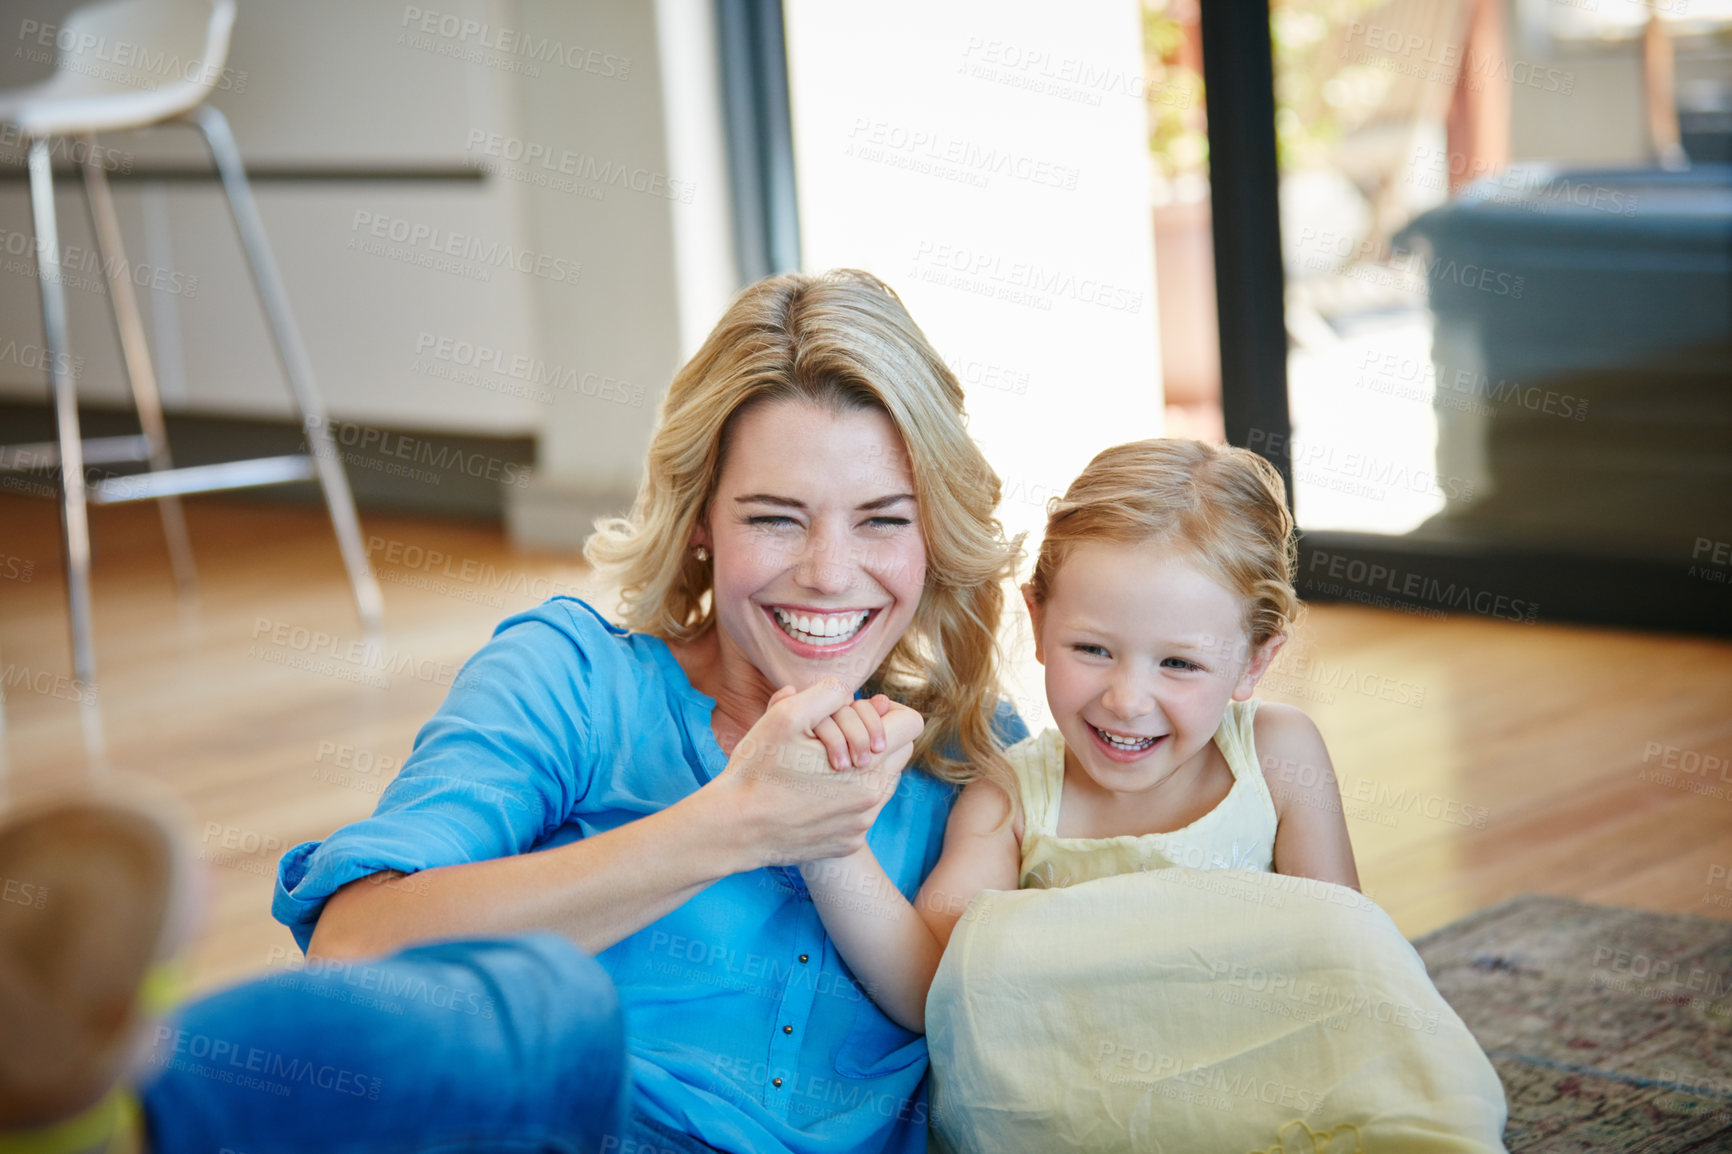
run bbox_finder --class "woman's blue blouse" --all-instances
[273,597,1025,1154]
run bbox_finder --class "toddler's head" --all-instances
[1024,439,1299,787]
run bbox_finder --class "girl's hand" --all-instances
[706,680,923,869]
[769,687,912,772]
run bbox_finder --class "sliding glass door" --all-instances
[1203,0,1731,633]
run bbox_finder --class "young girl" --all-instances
[799,439,1507,1153]
[797,437,1359,1034]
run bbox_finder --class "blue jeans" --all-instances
[140,935,634,1153]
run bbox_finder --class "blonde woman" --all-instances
[0,270,1025,1154]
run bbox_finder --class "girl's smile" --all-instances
[1028,540,1278,802]
[1084,725,1169,762]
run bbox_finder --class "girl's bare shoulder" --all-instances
[951,777,1024,845]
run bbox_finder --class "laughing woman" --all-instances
[0,269,1024,1154]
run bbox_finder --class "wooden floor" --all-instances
[2,492,1729,997]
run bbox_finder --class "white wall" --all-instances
[496,0,720,545]
[0,0,734,547]
[0,0,548,434]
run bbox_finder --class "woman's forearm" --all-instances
[801,849,943,1033]
[307,790,748,960]
[308,683,906,961]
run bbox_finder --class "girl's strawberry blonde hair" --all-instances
[1027,439,1301,651]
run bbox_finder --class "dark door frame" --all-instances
[1198,0,1728,636]
[716,0,801,284]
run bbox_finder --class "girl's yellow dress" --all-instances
[925,704,1508,1154]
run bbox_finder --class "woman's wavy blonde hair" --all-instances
[1027,439,1302,652]
[584,269,1020,786]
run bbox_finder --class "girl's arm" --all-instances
[800,778,1021,1033]
[1254,702,1361,890]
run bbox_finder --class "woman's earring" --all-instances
[693,546,709,563]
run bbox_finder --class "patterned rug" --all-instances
[1414,896,1732,1152]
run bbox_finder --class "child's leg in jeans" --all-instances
[141,934,628,1154]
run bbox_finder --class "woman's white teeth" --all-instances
[1095,726,1158,751]
[773,608,870,645]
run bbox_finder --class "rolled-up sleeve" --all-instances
[273,605,599,952]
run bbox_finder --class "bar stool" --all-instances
[0,0,382,684]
